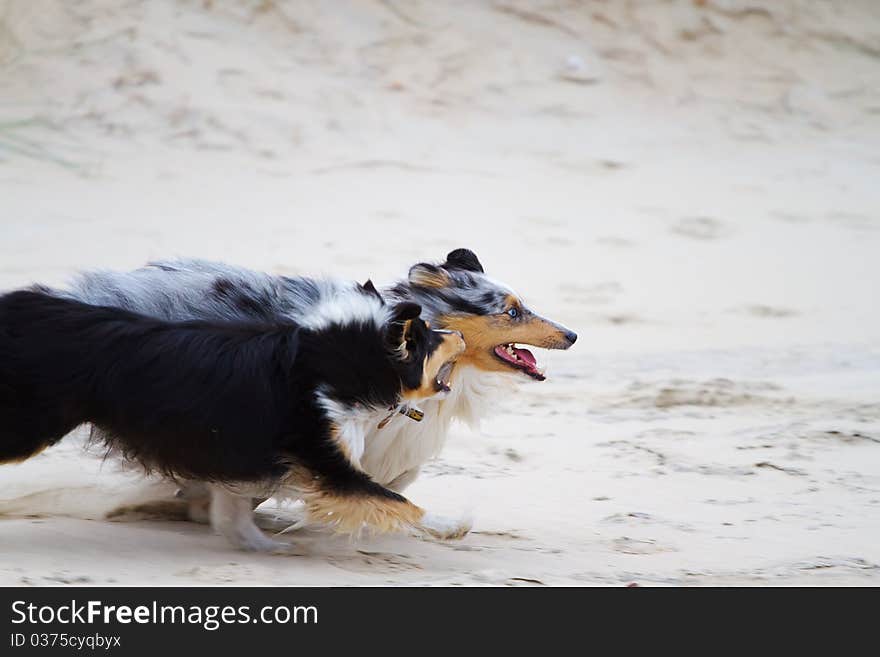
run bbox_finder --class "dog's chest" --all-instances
[359,401,454,485]
[359,370,506,485]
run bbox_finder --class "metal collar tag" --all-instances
[377,405,424,429]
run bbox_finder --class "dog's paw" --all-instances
[229,531,297,554]
[419,512,473,540]
[264,541,302,556]
[218,519,298,553]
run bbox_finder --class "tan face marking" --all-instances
[401,330,466,401]
[439,311,573,374]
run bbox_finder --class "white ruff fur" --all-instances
[360,366,511,486]
[315,390,376,466]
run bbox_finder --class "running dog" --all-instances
[0,289,465,551]
[61,248,576,538]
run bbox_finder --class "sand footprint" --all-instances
[670,216,729,240]
[611,537,677,555]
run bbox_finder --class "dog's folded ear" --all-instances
[386,302,423,355]
[390,301,422,322]
[359,279,384,304]
[408,263,450,288]
[442,248,484,273]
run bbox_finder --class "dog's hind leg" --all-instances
[176,481,211,524]
[183,482,266,524]
[104,479,210,524]
[106,480,268,527]
[208,485,293,553]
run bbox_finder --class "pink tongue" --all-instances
[514,347,537,368]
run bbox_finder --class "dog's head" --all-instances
[384,301,466,401]
[390,249,576,381]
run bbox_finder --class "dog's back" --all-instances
[62,259,359,325]
[0,290,298,478]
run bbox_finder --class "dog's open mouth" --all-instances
[434,361,455,393]
[493,344,546,381]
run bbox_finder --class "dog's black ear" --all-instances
[442,248,484,273]
[408,263,450,288]
[390,301,422,323]
[360,279,384,304]
[386,302,423,355]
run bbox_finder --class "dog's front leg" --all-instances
[383,468,472,539]
[208,485,292,553]
[385,466,421,493]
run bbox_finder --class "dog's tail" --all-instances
[0,380,60,465]
[0,291,85,465]
[286,464,470,540]
[0,358,62,464]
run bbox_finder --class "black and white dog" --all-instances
[0,289,465,551]
[59,248,576,546]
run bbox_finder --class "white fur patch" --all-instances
[360,366,510,486]
[315,391,375,467]
[419,511,473,540]
[297,288,388,332]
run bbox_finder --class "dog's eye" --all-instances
[507,308,518,318]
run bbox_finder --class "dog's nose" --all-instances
[564,330,577,345]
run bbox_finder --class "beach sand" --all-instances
[0,0,878,585]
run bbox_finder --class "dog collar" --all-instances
[377,404,424,430]
[402,406,425,422]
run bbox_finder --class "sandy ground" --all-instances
[1,0,879,585]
